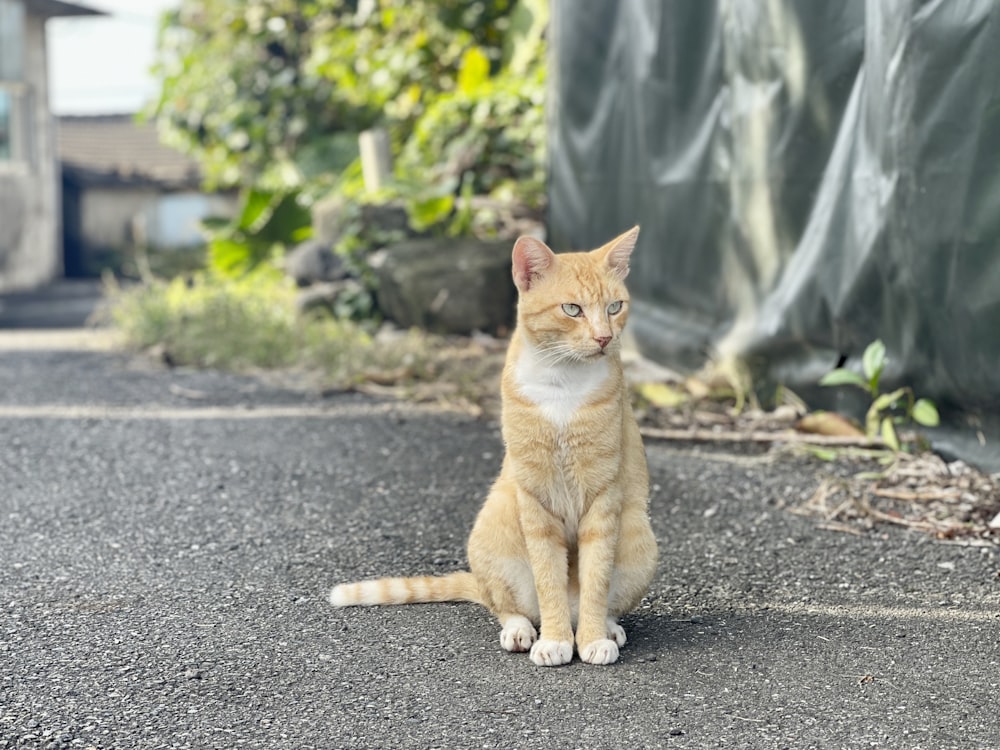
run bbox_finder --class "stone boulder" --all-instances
[311,195,349,246]
[284,238,348,287]
[370,238,515,335]
[313,196,416,248]
[295,278,372,319]
[360,202,412,237]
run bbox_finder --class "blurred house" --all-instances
[58,114,237,276]
[0,0,101,293]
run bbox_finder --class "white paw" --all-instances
[529,639,574,667]
[579,638,619,665]
[500,616,537,653]
[606,618,627,648]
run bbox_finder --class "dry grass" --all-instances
[789,453,1000,544]
[634,365,1000,544]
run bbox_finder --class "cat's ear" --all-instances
[512,236,556,292]
[600,225,640,280]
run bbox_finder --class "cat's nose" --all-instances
[595,335,612,349]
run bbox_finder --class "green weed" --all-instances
[820,339,940,451]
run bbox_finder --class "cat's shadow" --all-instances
[617,610,735,664]
[473,610,741,665]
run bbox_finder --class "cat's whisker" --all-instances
[535,342,585,365]
[535,348,572,366]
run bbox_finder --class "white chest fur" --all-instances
[513,343,611,428]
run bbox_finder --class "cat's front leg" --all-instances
[575,495,622,665]
[517,489,574,666]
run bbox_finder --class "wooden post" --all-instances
[359,128,392,194]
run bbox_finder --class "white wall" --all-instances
[78,186,236,253]
[144,191,236,249]
[0,9,60,293]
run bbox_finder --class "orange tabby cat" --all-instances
[330,226,657,666]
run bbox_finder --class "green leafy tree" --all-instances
[150,0,547,285]
[151,0,544,194]
[152,0,342,189]
[201,188,313,275]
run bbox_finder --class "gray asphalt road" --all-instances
[1,332,999,750]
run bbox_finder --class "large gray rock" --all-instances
[360,202,412,237]
[295,279,366,315]
[371,238,515,335]
[285,239,348,287]
[311,195,349,245]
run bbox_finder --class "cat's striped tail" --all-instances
[329,571,481,607]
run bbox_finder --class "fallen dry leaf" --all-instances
[797,411,866,438]
[636,382,689,409]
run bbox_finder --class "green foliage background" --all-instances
[151,0,548,208]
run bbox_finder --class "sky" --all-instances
[48,0,180,115]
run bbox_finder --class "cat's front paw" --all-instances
[606,618,627,648]
[500,616,537,653]
[579,638,620,665]
[529,639,574,667]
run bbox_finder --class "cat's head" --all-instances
[510,226,639,363]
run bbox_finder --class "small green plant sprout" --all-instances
[819,339,940,451]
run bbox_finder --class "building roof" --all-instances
[58,114,204,189]
[25,0,104,18]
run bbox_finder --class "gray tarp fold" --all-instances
[549,0,1000,469]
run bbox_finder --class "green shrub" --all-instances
[104,270,427,385]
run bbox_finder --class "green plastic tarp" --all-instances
[548,0,1000,469]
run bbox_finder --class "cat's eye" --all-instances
[561,303,583,318]
[608,300,624,315]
